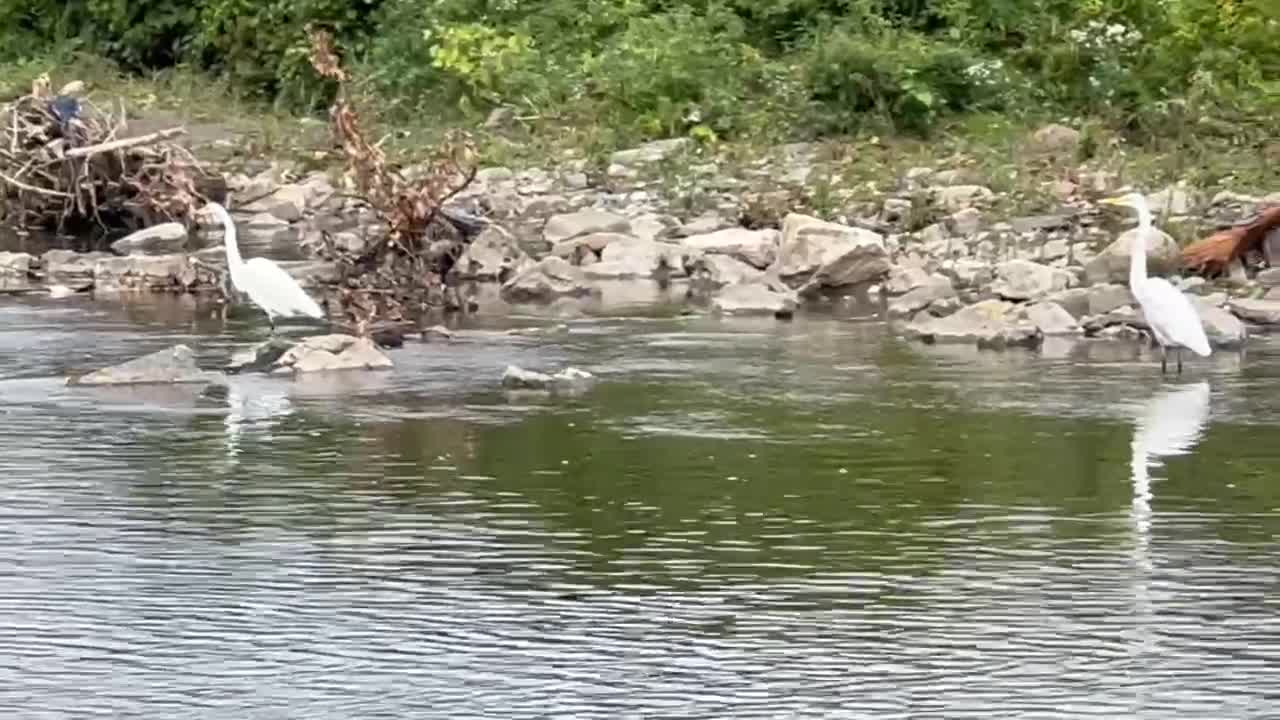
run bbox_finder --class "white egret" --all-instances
[1100,192,1212,374]
[200,201,325,333]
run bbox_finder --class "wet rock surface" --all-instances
[69,345,220,386]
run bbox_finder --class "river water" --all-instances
[0,292,1278,718]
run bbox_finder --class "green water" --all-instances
[0,293,1277,718]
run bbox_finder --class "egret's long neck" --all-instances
[218,205,243,271]
[1129,199,1152,288]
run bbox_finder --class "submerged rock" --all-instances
[69,344,219,386]
[225,338,295,373]
[501,364,596,393]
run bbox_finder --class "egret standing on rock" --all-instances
[200,201,325,333]
[1100,192,1212,374]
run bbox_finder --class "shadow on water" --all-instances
[1,292,1280,717]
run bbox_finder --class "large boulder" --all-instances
[500,256,597,302]
[902,299,1041,348]
[69,344,219,386]
[1084,228,1180,284]
[680,228,780,270]
[774,213,888,289]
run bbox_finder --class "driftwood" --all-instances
[307,27,480,332]
[0,75,214,237]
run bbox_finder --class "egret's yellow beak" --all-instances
[1099,196,1124,206]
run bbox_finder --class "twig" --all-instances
[64,127,186,159]
[0,171,71,198]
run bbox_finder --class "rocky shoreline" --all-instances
[12,128,1280,379]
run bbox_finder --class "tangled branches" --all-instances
[0,75,212,237]
[307,27,480,332]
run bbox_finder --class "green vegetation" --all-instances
[1,0,1276,199]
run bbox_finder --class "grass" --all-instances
[5,51,1275,232]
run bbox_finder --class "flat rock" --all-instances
[70,344,219,386]
[1084,228,1180,284]
[269,334,393,374]
[582,238,682,279]
[711,283,797,317]
[776,213,888,289]
[1229,298,1280,325]
[225,338,294,373]
[93,254,215,292]
[935,185,995,212]
[454,224,533,281]
[110,222,189,255]
[1046,287,1091,318]
[991,259,1072,300]
[241,184,308,222]
[903,299,1041,348]
[885,265,933,295]
[681,228,780,270]
[500,256,597,303]
[942,259,994,289]
[543,209,632,245]
[609,138,692,166]
[43,250,110,289]
[1020,301,1082,335]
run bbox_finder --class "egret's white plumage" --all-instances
[1101,192,1211,373]
[202,202,324,330]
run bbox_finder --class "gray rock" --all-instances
[501,365,596,393]
[1040,239,1070,262]
[885,265,933,295]
[888,274,956,318]
[241,185,308,222]
[1020,301,1082,335]
[500,256,597,302]
[476,167,515,185]
[1084,227,1180,284]
[43,250,109,289]
[902,298,1041,348]
[991,259,1072,300]
[610,138,692,166]
[949,207,983,236]
[269,334,393,374]
[225,338,294,373]
[1010,214,1072,234]
[1045,287,1091,318]
[1148,183,1196,215]
[454,225,533,281]
[582,238,681,279]
[1256,268,1280,287]
[543,209,632,245]
[277,260,338,290]
[673,214,736,237]
[70,344,218,386]
[0,251,35,291]
[1087,283,1135,315]
[943,259,994,289]
[711,283,798,317]
[681,228,779,270]
[110,222,189,255]
[1229,298,1280,325]
[629,213,680,241]
[776,213,888,289]
[1192,298,1247,348]
[686,254,765,288]
[935,185,995,212]
[551,231,632,262]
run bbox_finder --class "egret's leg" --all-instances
[1177,348,1183,374]
[1160,346,1167,374]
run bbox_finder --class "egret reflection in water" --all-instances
[1126,380,1212,705]
[223,376,294,460]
